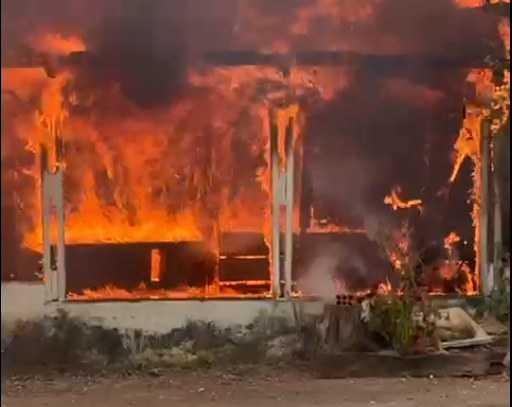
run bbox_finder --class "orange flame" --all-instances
[384,187,423,211]
[150,249,162,283]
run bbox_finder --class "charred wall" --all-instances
[301,70,474,236]
[292,0,503,288]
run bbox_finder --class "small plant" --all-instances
[368,295,416,354]
[483,284,510,323]
[367,284,438,355]
[366,222,439,355]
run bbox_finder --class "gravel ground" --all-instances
[1,369,510,407]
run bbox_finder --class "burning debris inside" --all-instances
[1,0,509,300]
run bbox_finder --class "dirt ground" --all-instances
[1,368,510,407]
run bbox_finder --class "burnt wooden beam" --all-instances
[1,3,507,71]
[202,50,507,70]
[1,49,508,73]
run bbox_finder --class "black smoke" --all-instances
[1,0,239,108]
[358,0,503,56]
[84,0,244,108]
[86,0,187,108]
[1,0,504,108]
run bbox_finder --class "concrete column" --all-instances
[269,108,282,298]
[54,134,66,301]
[40,145,55,302]
[283,117,295,298]
[480,118,492,295]
[54,172,66,301]
[492,130,505,283]
[40,135,67,302]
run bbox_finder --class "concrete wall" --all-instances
[1,282,325,369]
[1,282,324,332]
[1,282,48,323]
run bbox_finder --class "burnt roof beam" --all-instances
[202,51,508,70]
[1,50,508,72]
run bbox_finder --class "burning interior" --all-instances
[1,0,509,300]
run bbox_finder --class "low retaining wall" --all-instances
[1,283,324,370]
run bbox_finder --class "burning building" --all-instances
[1,0,509,307]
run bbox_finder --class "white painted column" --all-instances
[283,117,295,298]
[492,126,505,286]
[41,146,56,301]
[40,137,67,302]
[54,169,67,301]
[479,118,492,295]
[269,108,282,298]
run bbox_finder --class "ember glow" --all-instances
[150,249,162,283]
[1,0,508,299]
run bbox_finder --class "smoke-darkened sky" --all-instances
[1,0,503,107]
